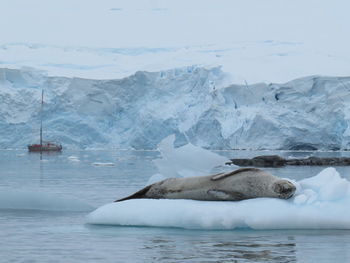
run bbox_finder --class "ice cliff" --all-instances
[0,66,350,150]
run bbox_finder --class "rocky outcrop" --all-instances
[228,155,286,167]
[229,155,350,167]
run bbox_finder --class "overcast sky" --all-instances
[1,0,349,48]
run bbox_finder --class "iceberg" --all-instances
[1,66,350,150]
[152,135,230,179]
[87,167,350,230]
[146,135,231,185]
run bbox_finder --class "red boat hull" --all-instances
[28,143,62,152]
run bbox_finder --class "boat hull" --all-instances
[28,144,62,152]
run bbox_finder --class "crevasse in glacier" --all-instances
[0,66,349,150]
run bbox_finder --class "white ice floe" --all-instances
[88,167,350,230]
[147,135,231,185]
[153,135,230,178]
[68,155,80,162]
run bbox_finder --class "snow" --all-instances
[0,40,349,85]
[87,167,350,230]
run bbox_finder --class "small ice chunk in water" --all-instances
[146,173,167,185]
[68,156,80,162]
[299,167,350,201]
[92,162,115,167]
[153,135,231,178]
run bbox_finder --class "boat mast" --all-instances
[40,89,43,146]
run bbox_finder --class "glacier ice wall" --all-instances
[0,66,350,150]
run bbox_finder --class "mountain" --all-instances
[0,66,349,150]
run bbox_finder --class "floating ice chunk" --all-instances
[146,173,167,185]
[146,135,234,186]
[153,135,231,178]
[92,162,115,167]
[299,167,350,201]
[0,190,94,212]
[116,157,129,162]
[87,168,350,230]
[68,155,80,162]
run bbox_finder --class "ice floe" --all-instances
[88,168,350,230]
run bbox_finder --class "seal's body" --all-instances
[116,168,296,202]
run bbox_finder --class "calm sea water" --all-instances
[1,150,350,263]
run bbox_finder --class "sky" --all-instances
[0,0,350,83]
[1,0,349,47]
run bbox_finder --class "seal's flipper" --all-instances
[114,184,153,202]
[207,190,232,200]
[207,189,246,201]
[211,168,261,181]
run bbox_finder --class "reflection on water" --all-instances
[142,232,297,263]
[210,241,296,263]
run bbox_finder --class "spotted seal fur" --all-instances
[115,168,296,202]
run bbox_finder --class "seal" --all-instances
[115,168,296,202]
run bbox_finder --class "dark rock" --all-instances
[230,155,286,167]
[285,156,350,166]
[229,155,350,167]
[251,155,286,167]
[288,144,318,151]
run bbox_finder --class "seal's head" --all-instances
[272,180,296,199]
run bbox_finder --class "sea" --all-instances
[1,149,350,263]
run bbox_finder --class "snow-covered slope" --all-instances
[2,40,350,85]
[1,66,350,150]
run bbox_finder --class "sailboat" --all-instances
[27,90,62,152]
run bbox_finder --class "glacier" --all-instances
[1,66,350,150]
